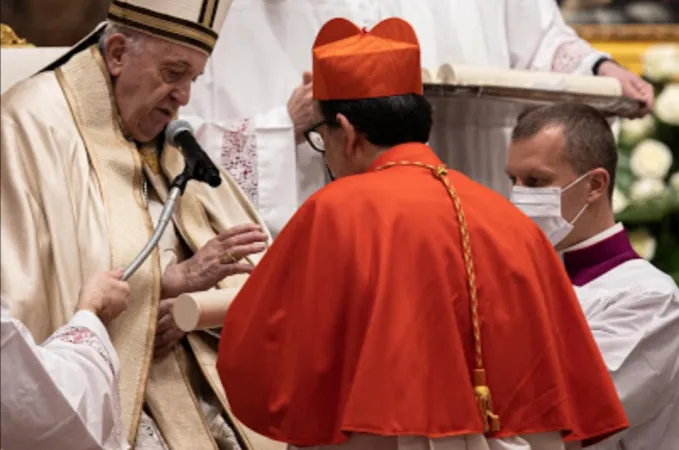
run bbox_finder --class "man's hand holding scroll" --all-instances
[154,224,267,358]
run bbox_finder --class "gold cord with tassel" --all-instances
[375,161,501,434]
[473,369,501,432]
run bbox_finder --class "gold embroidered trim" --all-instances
[199,0,219,28]
[94,49,160,443]
[108,2,217,53]
[0,24,33,47]
[56,46,160,443]
[185,335,255,450]
[139,147,161,175]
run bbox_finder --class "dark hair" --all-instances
[319,93,433,147]
[512,103,618,199]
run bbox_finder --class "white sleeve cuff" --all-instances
[68,310,118,368]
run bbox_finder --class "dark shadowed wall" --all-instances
[1,0,110,46]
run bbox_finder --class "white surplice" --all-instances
[565,224,679,450]
[0,297,127,450]
[182,0,606,235]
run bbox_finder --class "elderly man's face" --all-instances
[506,124,590,225]
[105,34,207,142]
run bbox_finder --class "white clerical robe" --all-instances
[182,0,606,235]
[0,297,127,450]
[565,224,679,450]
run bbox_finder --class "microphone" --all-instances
[165,120,222,188]
[122,120,221,281]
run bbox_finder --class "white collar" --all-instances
[565,223,624,253]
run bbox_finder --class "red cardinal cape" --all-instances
[217,143,628,447]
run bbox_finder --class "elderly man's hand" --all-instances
[287,71,314,145]
[598,60,654,118]
[160,223,267,299]
[154,297,185,359]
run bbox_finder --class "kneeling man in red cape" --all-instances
[216,17,628,450]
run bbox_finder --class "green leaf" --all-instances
[651,221,679,272]
[615,189,679,223]
[615,152,635,194]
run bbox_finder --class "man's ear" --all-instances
[336,113,358,157]
[104,34,128,77]
[587,167,610,203]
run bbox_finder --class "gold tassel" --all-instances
[473,369,501,433]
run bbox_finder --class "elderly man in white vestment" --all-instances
[181,0,654,235]
[0,1,283,450]
[1,270,129,450]
[507,103,679,450]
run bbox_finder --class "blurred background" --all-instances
[558,0,679,24]
[1,0,108,46]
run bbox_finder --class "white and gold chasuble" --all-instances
[0,46,282,450]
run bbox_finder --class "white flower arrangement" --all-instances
[615,48,679,281]
[610,119,621,144]
[628,178,666,202]
[671,172,679,191]
[654,84,679,126]
[612,186,629,214]
[619,115,655,146]
[628,228,657,261]
[643,44,679,83]
[629,139,673,179]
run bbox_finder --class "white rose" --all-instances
[671,172,679,191]
[628,228,657,261]
[610,119,621,144]
[628,178,666,201]
[643,44,679,82]
[611,186,629,214]
[655,84,679,126]
[629,139,673,179]
[619,115,655,145]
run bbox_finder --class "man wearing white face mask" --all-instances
[506,103,679,450]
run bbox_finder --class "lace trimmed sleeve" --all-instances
[220,118,259,207]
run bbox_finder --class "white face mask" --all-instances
[510,173,589,247]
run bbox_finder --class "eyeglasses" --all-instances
[303,121,328,153]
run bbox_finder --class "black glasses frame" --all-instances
[303,120,330,153]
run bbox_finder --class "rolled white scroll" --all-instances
[172,289,236,332]
[422,63,622,97]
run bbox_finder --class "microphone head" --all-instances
[165,120,194,147]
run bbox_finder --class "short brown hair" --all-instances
[512,103,618,199]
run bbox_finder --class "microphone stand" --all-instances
[122,161,213,281]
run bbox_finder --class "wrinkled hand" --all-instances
[77,268,130,325]
[154,297,185,359]
[161,223,267,299]
[598,60,654,118]
[287,71,314,145]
